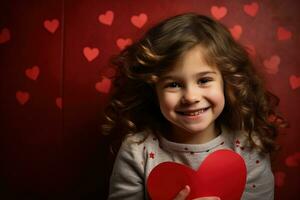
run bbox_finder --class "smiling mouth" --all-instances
[176,107,210,116]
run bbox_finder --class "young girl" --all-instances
[102,13,286,200]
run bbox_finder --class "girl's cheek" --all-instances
[206,87,225,104]
[161,93,179,107]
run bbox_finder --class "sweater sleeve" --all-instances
[108,138,145,200]
[234,134,274,200]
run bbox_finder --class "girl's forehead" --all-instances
[161,45,219,75]
[160,65,219,78]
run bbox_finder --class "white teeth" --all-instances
[183,108,206,116]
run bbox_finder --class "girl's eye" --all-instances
[166,82,181,88]
[198,77,212,85]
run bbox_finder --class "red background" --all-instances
[1,0,300,199]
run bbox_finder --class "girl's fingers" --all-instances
[173,185,191,200]
[193,197,221,200]
[173,185,221,200]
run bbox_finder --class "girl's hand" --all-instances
[173,185,221,200]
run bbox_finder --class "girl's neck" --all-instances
[168,123,221,144]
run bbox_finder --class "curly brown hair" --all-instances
[102,13,287,154]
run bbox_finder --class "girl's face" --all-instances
[155,45,225,144]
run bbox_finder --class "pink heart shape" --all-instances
[55,97,62,110]
[229,25,243,40]
[131,13,148,28]
[0,28,10,44]
[285,152,300,167]
[116,38,132,50]
[99,10,114,26]
[211,6,228,20]
[289,75,300,90]
[277,27,292,41]
[44,19,59,34]
[95,77,112,94]
[263,55,280,74]
[147,149,246,200]
[83,47,99,62]
[243,2,259,17]
[16,91,30,105]
[25,65,40,80]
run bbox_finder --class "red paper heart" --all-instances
[229,25,242,40]
[147,149,246,200]
[25,65,40,80]
[131,13,148,28]
[0,28,10,44]
[116,38,132,50]
[263,55,280,74]
[44,19,59,34]
[289,75,300,89]
[95,77,111,94]
[210,6,228,20]
[277,27,292,40]
[99,10,114,26]
[16,91,30,105]
[83,47,99,62]
[243,2,259,17]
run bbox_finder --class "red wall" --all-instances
[1,0,300,199]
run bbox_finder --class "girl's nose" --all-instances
[180,88,200,104]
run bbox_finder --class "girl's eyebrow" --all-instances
[159,71,217,81]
